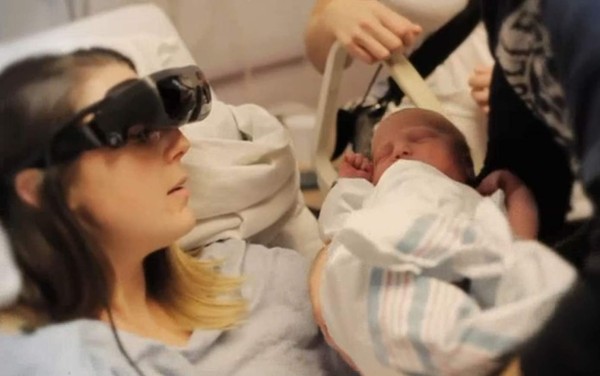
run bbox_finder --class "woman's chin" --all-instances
[154,211,196,250]
[177,209,197,238]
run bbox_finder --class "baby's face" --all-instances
[371,109,468,184]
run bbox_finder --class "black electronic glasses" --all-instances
[19,65,211,170]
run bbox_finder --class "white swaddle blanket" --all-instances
[318,160,576,376]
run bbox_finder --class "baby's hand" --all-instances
[468,64,494,114]
[338,151,373,181]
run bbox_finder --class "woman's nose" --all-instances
[164,128,190,162]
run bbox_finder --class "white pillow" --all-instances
[0,225,21,309]
[0,4,194,75]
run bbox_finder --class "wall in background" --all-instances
[0,0,377,171]
[0,0,373,111]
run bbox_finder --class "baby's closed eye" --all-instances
[373,143,393,162]
[407,128,438,142]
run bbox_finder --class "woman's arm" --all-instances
[477,169,539,240]
[304,0,421,72]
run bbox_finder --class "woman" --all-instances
[0,48,350,375]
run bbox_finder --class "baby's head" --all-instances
[371,108,474,185]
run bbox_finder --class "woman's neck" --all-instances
[110,260,148,316]
[100,253,191,347]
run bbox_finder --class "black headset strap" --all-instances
[383,0,482,104]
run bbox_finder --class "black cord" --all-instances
[105,305,147,376]
[358,64,383,106]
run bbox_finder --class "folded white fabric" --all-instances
[180,100,321,258]
[319,160,576,375]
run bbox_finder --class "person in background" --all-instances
[481,0,600,374]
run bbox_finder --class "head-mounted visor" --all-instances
[46,65,211,165]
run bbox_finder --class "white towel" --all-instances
[319,160,576,375]
[180,99,321,259]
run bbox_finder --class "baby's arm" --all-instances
[338,151,373,181]
[477,170,539,239]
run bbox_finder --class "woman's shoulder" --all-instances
[0,319,110,375]
[202,238,309,275]
[202,239,311,307]
[196,240,333,375]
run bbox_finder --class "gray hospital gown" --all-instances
[0,239,353,375]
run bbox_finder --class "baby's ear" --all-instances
[465,169,477,187]
[13,168,44,208]
[463,154,477,187]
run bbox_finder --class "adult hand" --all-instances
[319,0,422,64]
[468,65,494,113]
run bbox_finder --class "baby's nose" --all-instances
[394,144,412,159]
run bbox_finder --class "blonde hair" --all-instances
[0,245,246,332]
[157,245,246,330]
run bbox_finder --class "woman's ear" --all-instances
[14,169,44,208]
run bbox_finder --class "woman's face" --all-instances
[66,63,194,257]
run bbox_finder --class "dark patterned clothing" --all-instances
[480,0,574,243]
[482,0,600,374]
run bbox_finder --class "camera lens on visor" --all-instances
[156,78,197,124]
[153,66,211,124]
[196,82,211,120]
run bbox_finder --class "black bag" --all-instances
[332,0,482,160]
